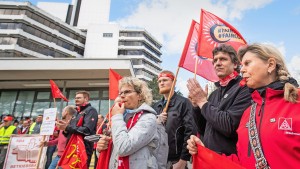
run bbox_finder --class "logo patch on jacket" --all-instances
[278,117,292,131]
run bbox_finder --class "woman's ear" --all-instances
[267,58,276,74]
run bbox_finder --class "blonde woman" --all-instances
[187,43,300,169]
[97,77,159,169]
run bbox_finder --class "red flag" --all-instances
[58,117,88,169]
[193,145,245,169]
[178,20,219,82]
[49,80,69,102]
[96,140,113,169]
[109,69,122,100]
[197,9,247,59]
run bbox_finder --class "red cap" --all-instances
[3,116,13,121]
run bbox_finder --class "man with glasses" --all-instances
[0,115,17,168]
[56,91,98,168]
[153,70,197,169]
[29,114,43,134]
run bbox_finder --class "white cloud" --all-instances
[227,0,273,20]
[261,41,286,58]
[287,55,300,83]
[175,76,189,97]
[117,0,273,55]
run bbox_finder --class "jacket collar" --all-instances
[251,78,299,105]
[77,103,91,112]
[157,92,177,108]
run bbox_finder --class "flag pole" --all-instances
[194,57,198,79]
[96,116,107,134]
[35,98,57,169]
[163,66,180,113]
[108,99,111,130]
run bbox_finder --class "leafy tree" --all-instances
[147,77,183,102]
[147,76,161,102]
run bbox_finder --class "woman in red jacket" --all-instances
[187,43,300,169]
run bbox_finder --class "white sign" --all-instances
[40,108,57,135]
[3,134,47,169]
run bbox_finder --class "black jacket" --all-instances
[63,103,98,157]
[153,93,197,161]
[195,76,251,155]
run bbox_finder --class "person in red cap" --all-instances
[0,115,17,168]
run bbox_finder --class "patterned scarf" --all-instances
[219,71,239,86]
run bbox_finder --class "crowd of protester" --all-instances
[1,43,299,169]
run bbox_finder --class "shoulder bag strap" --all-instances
[248,103,271,169]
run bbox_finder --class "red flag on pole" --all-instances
[193,145,245,169]
[109,69,122,100]
[49,80,69,102]
[178,20,219,82]
[58,117,88,169]
[197,9,247,59]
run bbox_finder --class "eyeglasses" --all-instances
[118,90,136,96]
[75,97,83,100]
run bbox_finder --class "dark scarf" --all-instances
[76,103,91,113]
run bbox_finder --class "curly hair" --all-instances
[238,43,298,103]
[119,77,153,105]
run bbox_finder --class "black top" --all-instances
[195,76,252,155]
[63,103,98,157]
[153,93,197,161]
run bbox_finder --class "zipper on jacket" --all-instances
[175,126,183,154]
[258,99,265,139]
[247,141,251,157]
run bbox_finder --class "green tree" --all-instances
[147,76,161,102]
[147,77,183,103]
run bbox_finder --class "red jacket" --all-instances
[234,88,300,169]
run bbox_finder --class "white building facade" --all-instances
[0,0,162,119]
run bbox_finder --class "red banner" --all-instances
[197,9,247,59]
[49,80,69,102]
[58,117,88,169]
[109,69,123,100]
[193,145,245,169]
[96,139,113,169]
[178,20,219,82]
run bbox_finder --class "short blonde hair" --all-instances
[64,105,77,116]
[238,43,298,103]
[119,77,153,105]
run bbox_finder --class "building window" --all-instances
[103,33,113,37]
[0,91,17,115]
[14,91,35,118]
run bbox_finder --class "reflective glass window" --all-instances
[32,101,50,117]
[99,100,109,116]
[12,9,19,15]
[0,91,17,115]
[37,92,50,100]
[14,91,34,118]
[4,9,12,15]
